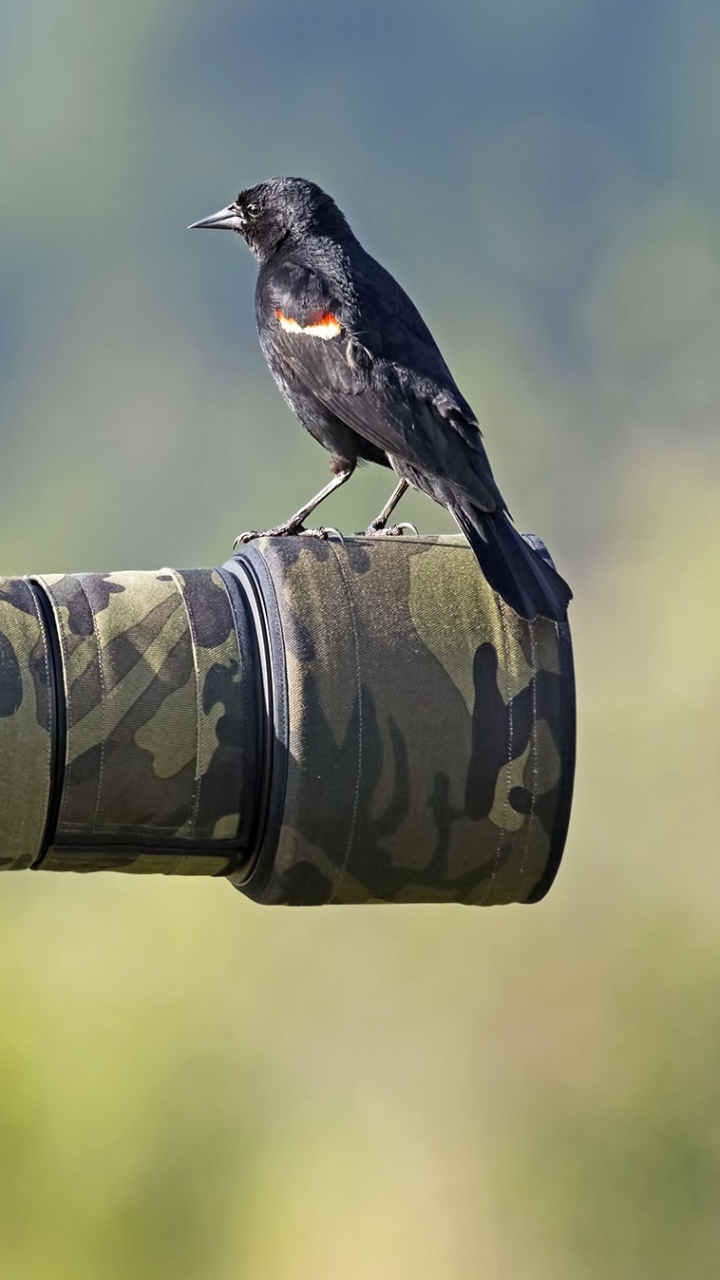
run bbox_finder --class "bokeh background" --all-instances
[2,0,720,1275]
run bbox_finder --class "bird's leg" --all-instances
[234,467,354,548]
[364,479,410,534]
[280,467,354,530]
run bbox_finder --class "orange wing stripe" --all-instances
[276,309,342,339]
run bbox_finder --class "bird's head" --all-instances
[189,177,350,263]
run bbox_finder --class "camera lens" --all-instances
[0,536,575,905]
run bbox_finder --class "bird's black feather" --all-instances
[195,176,572,621]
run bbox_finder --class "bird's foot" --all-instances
[233,524,347,551]
[361,521,419,538]
[299,526,345,543]
[232,521,305,550]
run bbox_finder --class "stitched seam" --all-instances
[33,581,53,852]
[482,598,512,904]
[58,822,220,834]
[517,618,539,895]
[77,576,106,834]
[329,543,363,898]
[549,616,574,865]
[169,570,202,840]
[22,579,54,865]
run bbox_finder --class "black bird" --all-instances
[190,177,571,621]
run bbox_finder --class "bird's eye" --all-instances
[245,202,261,219]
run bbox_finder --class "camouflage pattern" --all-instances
[234,534,574,906]
[0,578,53,870]
[0,540,574,901]
[35,569,245,875]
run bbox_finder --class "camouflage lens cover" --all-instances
[0,578,54,870]
[34,569,247,875]
[0,539,574,903]
[232,535,575,906]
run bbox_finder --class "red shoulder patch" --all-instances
[275,309,342,340]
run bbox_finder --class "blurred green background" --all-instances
[2,0,720,1275]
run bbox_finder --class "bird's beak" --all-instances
[188,203,245,232]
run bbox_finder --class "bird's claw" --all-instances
[232,523,347,551]
[233,530,258,549]
[299,526,345,544]
[361,521,419,538]
[232,523,305,549]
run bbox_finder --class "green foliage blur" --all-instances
[2,0,720,1275]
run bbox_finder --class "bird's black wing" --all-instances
[258,259,504,514]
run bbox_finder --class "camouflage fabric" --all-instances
[0,578,53,870]
[35,569,245,875]
[234,534,574,906]
[0,541,574,900]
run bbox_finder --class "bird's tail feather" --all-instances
[451,503,572,623]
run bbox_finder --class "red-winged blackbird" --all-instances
[190,177,571,621]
